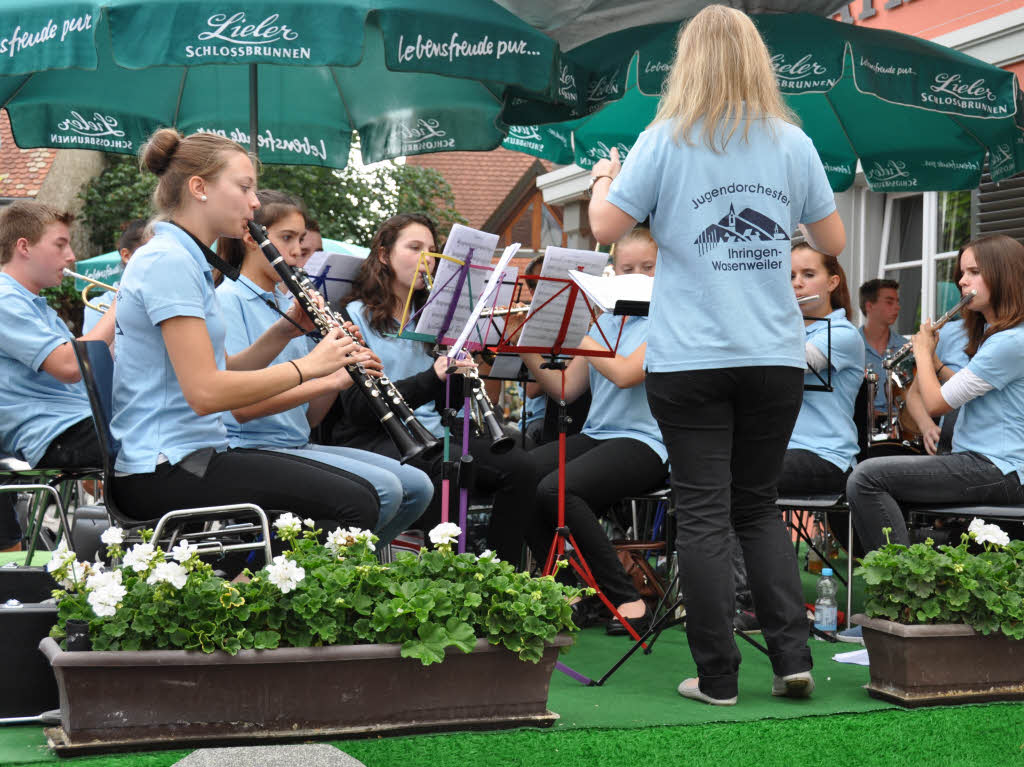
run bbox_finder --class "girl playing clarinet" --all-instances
[110,129,380,534]
[216,190,433,545]
[327,213,536,565]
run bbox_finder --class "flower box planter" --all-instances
[39,634,572,755]
[853,614,1024,707]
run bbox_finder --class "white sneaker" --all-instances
[771,671,815,698]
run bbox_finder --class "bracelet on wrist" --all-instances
[289,359,304,385]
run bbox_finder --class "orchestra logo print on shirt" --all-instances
[695,204,788,256]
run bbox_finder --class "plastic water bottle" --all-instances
[813,568,838,638]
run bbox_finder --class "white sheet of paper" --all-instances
[448,243,522,356]
[832,648,870,666]
[413,224,499,340]
[303,250,365,306]
[567,270,653,313]
[517,246,608,351]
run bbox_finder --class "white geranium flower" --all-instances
[428,522,462,547]
[273,513,302,538]
[100,526,124,546]
[266,555,305,594]
[57,559,91,590]
[122,542,159,573]
[479,549,500,562]
[326,527,355,553]
[303,518,316,529]
[147,561,188,589]
[46,539,76,574]
[86,569,125,617]
[169,539,197,563]
[969,518,1011,547]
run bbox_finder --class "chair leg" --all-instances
[846,512,854,629]
[17,484,71,565]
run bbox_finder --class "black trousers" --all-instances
[646,367,811,699]
[111,448,379,533]
[527,434,668,605]
[36,418,102,470]
[732,448,849,605]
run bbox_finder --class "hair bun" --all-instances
[140,128,183,176]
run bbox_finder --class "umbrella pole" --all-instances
[249,63,259,157]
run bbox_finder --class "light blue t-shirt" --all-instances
[860,325,907,410]
[345,300,444,438]
[524,393,546,426]
[582,313,667,463]
[217,275,315,449]
[0,273,92,466]
[606,117,835,373]
[788,309,865,471]
[952,325,1024,481]
[111,223,229,473]
[935,318,970,373]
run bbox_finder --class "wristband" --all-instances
[590,174,614,186]
[289,360,304,385]
[936,363,948,377]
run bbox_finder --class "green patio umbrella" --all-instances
[501,13,1024,191]
[0,0,563,168]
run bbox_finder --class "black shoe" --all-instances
[733,609,761,634]
[606,605,654,637]
[570,596,610,629]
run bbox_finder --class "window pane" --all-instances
[934,254,961,316]
[540,205,563,249]
[886,196,923,263]
[882,264,922,335]
[937,191,971,254]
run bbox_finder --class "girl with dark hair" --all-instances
[328,213,537,564]
[110,128,379,534]
[847,233,1024,552]
[215,191,433,545]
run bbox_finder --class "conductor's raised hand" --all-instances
[591,146,621,182]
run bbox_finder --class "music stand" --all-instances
[491,273,652,657]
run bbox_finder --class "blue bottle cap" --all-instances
[821,568,833,576]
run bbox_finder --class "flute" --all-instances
[884,289,976,379]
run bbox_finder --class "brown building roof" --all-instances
[405,147,554,232]
[0,110,57,200]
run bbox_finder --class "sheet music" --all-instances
[413,224,499,339]
[448,244,522,356]
[567,271,652,314]
[517,246,609,350]
[303,250,365,306]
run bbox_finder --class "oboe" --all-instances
[884,289,976,388]
[247,222,440,464]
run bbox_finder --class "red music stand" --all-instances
[491,272,649,651]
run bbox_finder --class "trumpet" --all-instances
[63,268,117,313]
[884,289,976,388]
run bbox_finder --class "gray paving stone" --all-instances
[172,744,366,767]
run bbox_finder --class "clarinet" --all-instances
[448,352,513,454]
[296,270,441,460]
[247,222,439,464]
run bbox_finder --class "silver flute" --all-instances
[884,289,977,385]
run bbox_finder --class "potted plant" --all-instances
[852,519,1024,706]
[39,516,583,752]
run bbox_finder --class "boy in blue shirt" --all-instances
[0,201,116,469]
[0,202,116,549]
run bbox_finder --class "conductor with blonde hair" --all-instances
[588,5,845,706]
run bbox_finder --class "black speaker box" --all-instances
[0,566,60,717]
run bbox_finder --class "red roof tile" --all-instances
[405,147,553,231]
[0,110,56,199]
